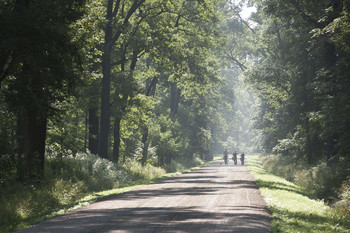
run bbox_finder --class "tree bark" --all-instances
[88,106,99,155]
[99,0,145,159]
[113,117,122,163]
[17,69,47,180]
[170,82,181,116]
[13,0,48,181]
[140,75,158,164]
[141,126,149,165]
[98,0,114,159]
[22,108,47,180]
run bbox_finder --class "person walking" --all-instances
[223,149,229,165]
[232,151,238,165]
[240,152,245,165]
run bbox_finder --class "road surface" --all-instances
[17,159,270,233]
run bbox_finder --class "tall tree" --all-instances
[98,0,145,158]
[0,0,87,180]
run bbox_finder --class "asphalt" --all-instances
[17,158,271,233]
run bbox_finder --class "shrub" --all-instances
[262,154,303,181]
[164,156,203,173]
[0,182,59,232]
[46,152,130,191]
[0,151,200,232]
[51,179,85,205]
[329,178,350,226]
[164,159,186,173]
[123,159,165,181]
[263,154,347,201]
[0,154,16,183]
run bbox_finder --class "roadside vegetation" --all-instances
[248,154,350,233]
[0,152,211,233]
[2,0,350,232]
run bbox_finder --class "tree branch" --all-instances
[112,0,121,18]
[289,0,323,28]
[238,14,256,34]
[110,0,145,47]
[225,52,247,71]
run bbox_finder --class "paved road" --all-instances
[17,159,270,233]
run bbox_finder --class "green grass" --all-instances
[247,155,350,233]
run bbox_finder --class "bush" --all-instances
[262,154,304,181]
[0,152,167,232]
[164,156,203,173]
[0,154,16,183]
[0,182,59,232]
[164,160,186,173]
[262,154,349,201]
[329,178,350,226]
[51,179,85,205]
[46,152,131,191]
[123,159,165,181]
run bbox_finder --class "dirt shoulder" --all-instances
[17,158,270,233]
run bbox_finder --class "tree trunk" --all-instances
[141,126,149,165]
[88,106,99,155]
[98,0,114,159]
[16,94,47,181]
[16,59,47,181]
[99,0,145,160]
[16,112,25,181]
[113,117,121,163]
[23,108,47,180]
[170,82,181,116]
[305,118,313,164]
[140,76,158,164]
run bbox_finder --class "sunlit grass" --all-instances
[247,155,350,233]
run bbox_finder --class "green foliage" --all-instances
[149,114,187,165]
[262,153,350,210]
[164,156,203,173]
[123,159,165,181]
[2,0,87,114]
[0,154,16,183]
[46,97,87,156]
[0,152,167,232]
[243,0,350,204]
[262,154,304,182]
[329,178,350,226]
[46,152,129,191]
[248,155,350,233]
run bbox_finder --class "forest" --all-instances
[0,0,350,231]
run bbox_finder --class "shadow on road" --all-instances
[33,206,270,233]
[17,161,270,233]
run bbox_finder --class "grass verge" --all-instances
[247,154,350,233]
[2,156,217,233]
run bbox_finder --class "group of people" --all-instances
[223,149,245,165]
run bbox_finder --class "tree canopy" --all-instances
[1,0,349,204]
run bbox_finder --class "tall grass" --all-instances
[0,152,166,232]
[247,155,350,232]
[260,153,350,225]
[0,152,210,232]
[164,156,203,173]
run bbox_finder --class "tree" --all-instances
[0,0,87,180]
[98,0,145,158]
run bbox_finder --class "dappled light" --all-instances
[1,0,350,232]
[16,162,270,233]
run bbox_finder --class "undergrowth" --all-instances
[252,154,350,231]
[164,156,203,173]
[0,152,171,232]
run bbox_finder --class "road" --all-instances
[17,159,271,233]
